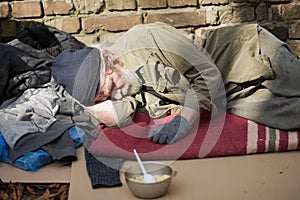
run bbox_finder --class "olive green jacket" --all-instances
[107,22,224,126]
[198,24,300,130]
[107,23,300,130]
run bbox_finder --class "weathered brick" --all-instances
[272,26,288,41]
[148,10,206,27]
[281,4,300,20]
[44,17,80,33]
[138,0,167,9]
[289,22,300,39]
[12,1,42,18]
[0,2,10,18]
[73,0,104,14]
[233,0,260,3]
[43,0,73,15]
[219,7,232,23]
[271,4,300,21]
[0,20,17,37]
[256,4,268,22]
[219,5,255,23]
[206,7,219,25]
[201,0,229,5]
[263,24,288,41]
[62,18,80,33]
[168,0,198,7]
[0,0,297,47]
[75,34,101,46]
[106,0,136,11]
[234,6,255,22]
[264,0,291,2]
[82,14,143,32]
[286,40,300,57]
[269,5,280,21]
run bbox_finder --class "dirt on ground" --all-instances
[0,179,69,200]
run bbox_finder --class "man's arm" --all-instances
[180,106,201,126]
[85,100,118,126]
[85,96,138,127]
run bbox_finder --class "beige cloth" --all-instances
[198,24,300,130]
[107,22,225,126]
[104,22,300,130]
[197,24,274,84]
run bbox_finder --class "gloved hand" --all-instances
[148,116,191,144]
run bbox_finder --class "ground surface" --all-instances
[0,180,69,200]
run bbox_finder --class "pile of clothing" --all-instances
[0,25,123,187]
[0,26,83,169]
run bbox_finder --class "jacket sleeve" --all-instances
[109,22,226,114]
[110,96,139,127]
[182,57,225,112]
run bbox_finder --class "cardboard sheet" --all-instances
[1,146,299,199]
[0,161,71,183]
[68,147,300,200]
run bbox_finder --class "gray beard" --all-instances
[120,68,142,97]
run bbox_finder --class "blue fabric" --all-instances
[0,126,85,171]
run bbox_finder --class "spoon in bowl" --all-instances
[133,149,155,183]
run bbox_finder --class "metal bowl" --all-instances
[124,161,176,199]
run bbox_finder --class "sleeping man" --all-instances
[52,22,300,145]
[53,22,225,144]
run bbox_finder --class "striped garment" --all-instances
[88,111,300,160]
[247,120,300,154]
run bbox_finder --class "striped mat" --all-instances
[88,111,300,160]
[247,121,300,154]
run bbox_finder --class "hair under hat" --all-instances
[52,47,101,105]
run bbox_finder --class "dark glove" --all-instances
[148,116,191,144]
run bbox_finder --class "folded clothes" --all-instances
[0,126,85,171]
[84,148,123,188]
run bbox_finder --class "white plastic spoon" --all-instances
[133,149,155,183]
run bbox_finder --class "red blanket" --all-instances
[89,111,300,160]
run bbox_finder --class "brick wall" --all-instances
[0,0,299,55]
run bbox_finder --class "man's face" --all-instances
[98,61,142,101]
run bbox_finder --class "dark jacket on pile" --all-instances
[0,25,93,163]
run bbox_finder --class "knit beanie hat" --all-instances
[52,47,101,105]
